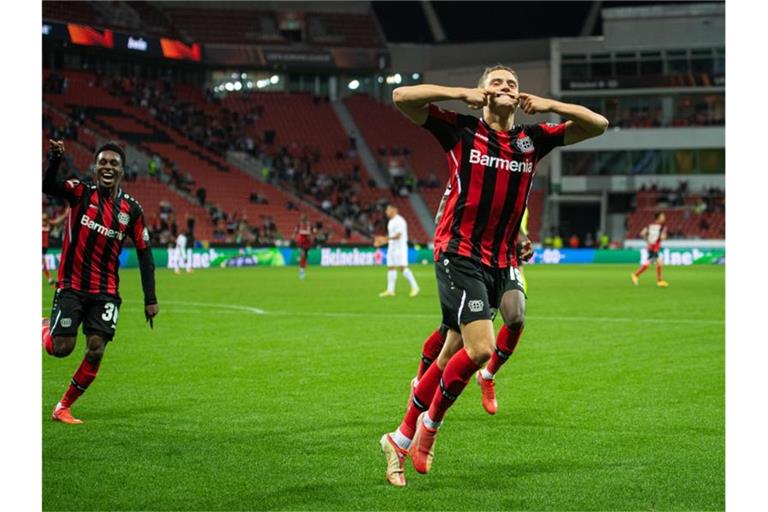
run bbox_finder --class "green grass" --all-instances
[42,264,724,511]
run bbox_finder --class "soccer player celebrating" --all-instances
[294,213,314,279]
[374,204,420,297]
[379,65,608,486]
[42,209,67,286]
[42,139,159,424]
[631,211,669,287]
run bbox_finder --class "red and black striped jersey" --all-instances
[53,178,150,296]
[425,104,566,268]
[295,221,313,238]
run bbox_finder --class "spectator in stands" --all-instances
[426,171,440,189]
[569,234,580,249]
[553,234,564,249]
[584,232,594,248]
[196,187,207,207]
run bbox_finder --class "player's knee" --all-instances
[85,336,107,363]
[465,343,494,365]
[464,337,495,364]
[503,309,525,331]
[52,337,76,358]
[501,297,526,329]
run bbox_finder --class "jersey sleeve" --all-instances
[422,104,464,152]
[129,203,151,250]
[527,122,567,161]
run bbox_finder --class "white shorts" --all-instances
[386,247,408,267]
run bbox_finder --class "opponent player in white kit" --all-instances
[375,204,420,297]
[174,231,193,274]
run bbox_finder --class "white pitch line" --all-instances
[126,300,724,326]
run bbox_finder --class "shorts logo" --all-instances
[515,136,534,154]
[468,300,484,313]
[118,212,130,225]
[60,318,72,328]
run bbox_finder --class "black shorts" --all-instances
[435,252,526,331]
[648,249,659,261]
[49,289,122,341]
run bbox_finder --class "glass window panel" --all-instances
[616,59,638,77]
[591,60,612,78]
[698,149,725,173]
[673,150,696,174]
[640,59,662,75]
[562,63,589,81]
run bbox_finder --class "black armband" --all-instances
[137,248,157,305]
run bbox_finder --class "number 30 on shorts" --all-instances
[510,267,522,283]
[102,302,119,325]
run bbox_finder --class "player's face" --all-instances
[657,214,666,224]
[385,205,396,219]
[484,70,519,111]
[95,150,124,190]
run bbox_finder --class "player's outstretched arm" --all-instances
[518,93,609,145]
[393,84,488,124]
[43,139,66,197]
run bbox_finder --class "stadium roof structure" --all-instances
[373,0,725,44]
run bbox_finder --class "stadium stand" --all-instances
[161,7,284,44]
[43,69,367,245]
[43,1,101,26]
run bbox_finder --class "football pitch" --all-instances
[42,263,724,511]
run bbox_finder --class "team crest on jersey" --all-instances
[515,135,535,154]
[118,212,130,225]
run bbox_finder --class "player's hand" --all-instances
[519,240,533,262]
[461,88,489,110]
[145,303,159,328]
[373,235,387,248]
[49,139,65,158]
[518,93,557,115]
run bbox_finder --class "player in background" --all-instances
[294,213,314,280]
[380,65,608,486]
[42,139,159,424]
[374,204,420,297]
[43,209,67,286]
[174,230,193,274]
[631,212,669,287]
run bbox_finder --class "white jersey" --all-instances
[387,214,409,267]
[176,233,187,251]
[646,224,662,244]
[175,233,190,270]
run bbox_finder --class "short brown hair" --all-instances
[478,65,519,88]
